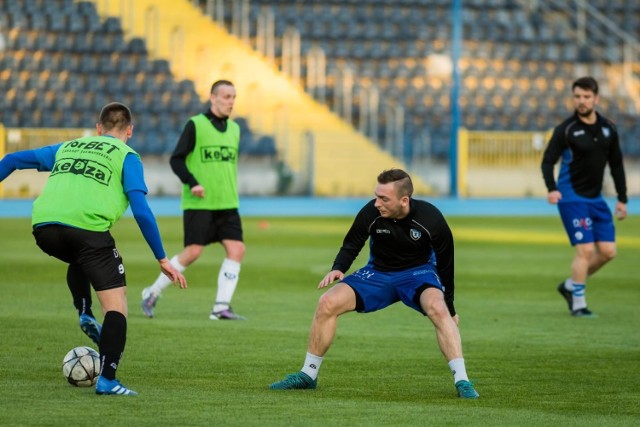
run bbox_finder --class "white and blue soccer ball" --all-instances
[62,346,101,387]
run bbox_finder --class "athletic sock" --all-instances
[301,352,323,380]
[448,358,469,383]
[99,311,127,381]
[563,278,575,291]
[212,258,241,312]
[67,264,95,318]
[149,255,186,296]
[571,283,587,311]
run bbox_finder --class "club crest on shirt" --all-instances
[602,127,610,137]
[410,228,422,240]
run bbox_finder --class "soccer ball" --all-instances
[62,346,101,387]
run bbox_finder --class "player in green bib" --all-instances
[142,80,246,320]
[32,134,135,230]
[0,102,187,396]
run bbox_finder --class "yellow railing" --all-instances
[466,130,551,166]
[4,128,95,152]
[458,129,553,197]
[1,127,95,198]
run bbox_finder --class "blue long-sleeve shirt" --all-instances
[0,144,166,259]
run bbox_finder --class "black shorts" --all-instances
[183,209,243,246]
[32,224,126,291]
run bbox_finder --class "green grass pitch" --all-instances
[0,215,638,426]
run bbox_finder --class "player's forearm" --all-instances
[541,161,558,192]
[128,191,167,260]
[169,155,198,187]
[0,151,39,180]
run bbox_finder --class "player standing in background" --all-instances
[541,76,628,317]
[142,80,246,320]
[0,102,187,395]
[269,169,479,399]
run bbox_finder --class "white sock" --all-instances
[149,255,186,296]
[571,283,587,310]
[563,278,575,291]
[448,358,469,383]
[212,258,241,312]
[301,352,323,380]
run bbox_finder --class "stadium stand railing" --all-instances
[0,127,95,198]
[458,129,553,197]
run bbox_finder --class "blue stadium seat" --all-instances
[127,38,147,54]
[254,136,277,156]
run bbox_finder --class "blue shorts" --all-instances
[342,263,444,315]
[558,200,615,245]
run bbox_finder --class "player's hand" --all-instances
[615,202,627,220]
[159,258,187,288]
[547,190,562,204]
[318,270,344,288]
[191,185,205,198]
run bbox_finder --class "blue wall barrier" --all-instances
[1,196,636,218]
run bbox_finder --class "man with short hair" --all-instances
[541,76,628,317]
[0,102,187,395]
[269,168,479,399]
[142,80,246,320]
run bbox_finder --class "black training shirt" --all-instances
[170,110,229,188]
[331,198,456,315]
[541,112,627,203]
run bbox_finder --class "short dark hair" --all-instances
[98,102,132,132]
[377,168,413,197]
[210,79,234,94]
[572,76,598,95]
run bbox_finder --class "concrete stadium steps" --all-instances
[82,0,432,196]
[311,128,432,197]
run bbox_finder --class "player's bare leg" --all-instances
[420,288,462,361]
[269,283,355,390]
[142,244,203,317]
[307,283,357,356]
[420,287,478,398]
[587,241,616,275]
[571,243,595,284]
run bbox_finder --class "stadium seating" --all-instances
[2,0,639,161]
[216,0,640,157]
[0,0,276,157]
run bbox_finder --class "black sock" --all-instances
[99,311,127,380]
[67,264,94,318]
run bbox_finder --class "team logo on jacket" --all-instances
[602,127,610,137]
[410,228,422,240]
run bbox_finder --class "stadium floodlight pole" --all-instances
[449,0,462,198]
